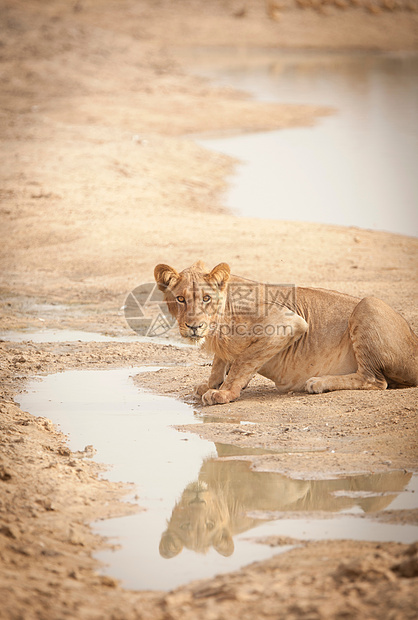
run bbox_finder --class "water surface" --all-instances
[19,367,418,591]
[0,328,190,347]
[190,50,418,236]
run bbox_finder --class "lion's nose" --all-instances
[189,497,206,505]
[185,323,204,335]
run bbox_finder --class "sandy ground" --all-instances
[1,1,418,618]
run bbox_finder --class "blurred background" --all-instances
[1,0,417,334]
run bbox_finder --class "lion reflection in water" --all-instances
[159,452,411,558]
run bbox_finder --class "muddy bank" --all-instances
[137,364,418,476]
[1,1,418,619]
[1,336,418,619]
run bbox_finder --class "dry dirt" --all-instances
[1,1,418,619]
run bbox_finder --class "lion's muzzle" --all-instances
[184,321,207,340]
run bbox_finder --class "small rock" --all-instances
[35,498,54,511]
[58,446,71,457]
[40,418,54,432]
[100,575,118,588]
[68,528,85,546]
[0,524,18,539]
[392,556,418,578]
[0,465,12,481]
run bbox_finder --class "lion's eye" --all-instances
[202,295,211,303]
[176,296,186,304]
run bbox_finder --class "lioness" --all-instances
[154,261,418,405]
[159,455,411,558]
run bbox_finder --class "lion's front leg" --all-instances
[201,314,308,406]
[195,355,229,397]
[200,345,275,406]
[201,351,265,406]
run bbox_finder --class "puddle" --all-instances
[0,329,191,348]
[213,441,327,457]
[19,367,418,591]
[0,329,135,343]
[189,50,418,237]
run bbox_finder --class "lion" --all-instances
[154,261,418,405]
[159,453,411,558]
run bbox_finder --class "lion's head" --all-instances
[154,261,230,342]
[159,480,234,558]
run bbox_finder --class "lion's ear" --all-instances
[154,264,180,291]
[159,530,183,559]
[205,263,230,291]
[213,528,234,557]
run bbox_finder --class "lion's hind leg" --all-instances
[306,297,418,394]
[306,371,387,394]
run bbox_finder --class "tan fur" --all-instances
[154,262,418,405]
[159,452,411,558]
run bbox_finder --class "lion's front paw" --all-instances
[202,389,234,406]
[306,377,329,394]
[195,383,210,397]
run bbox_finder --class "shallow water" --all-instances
[190,50,418,237]
[0,329,134,343]
[0,328,190,347]
[19,367,418,591]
